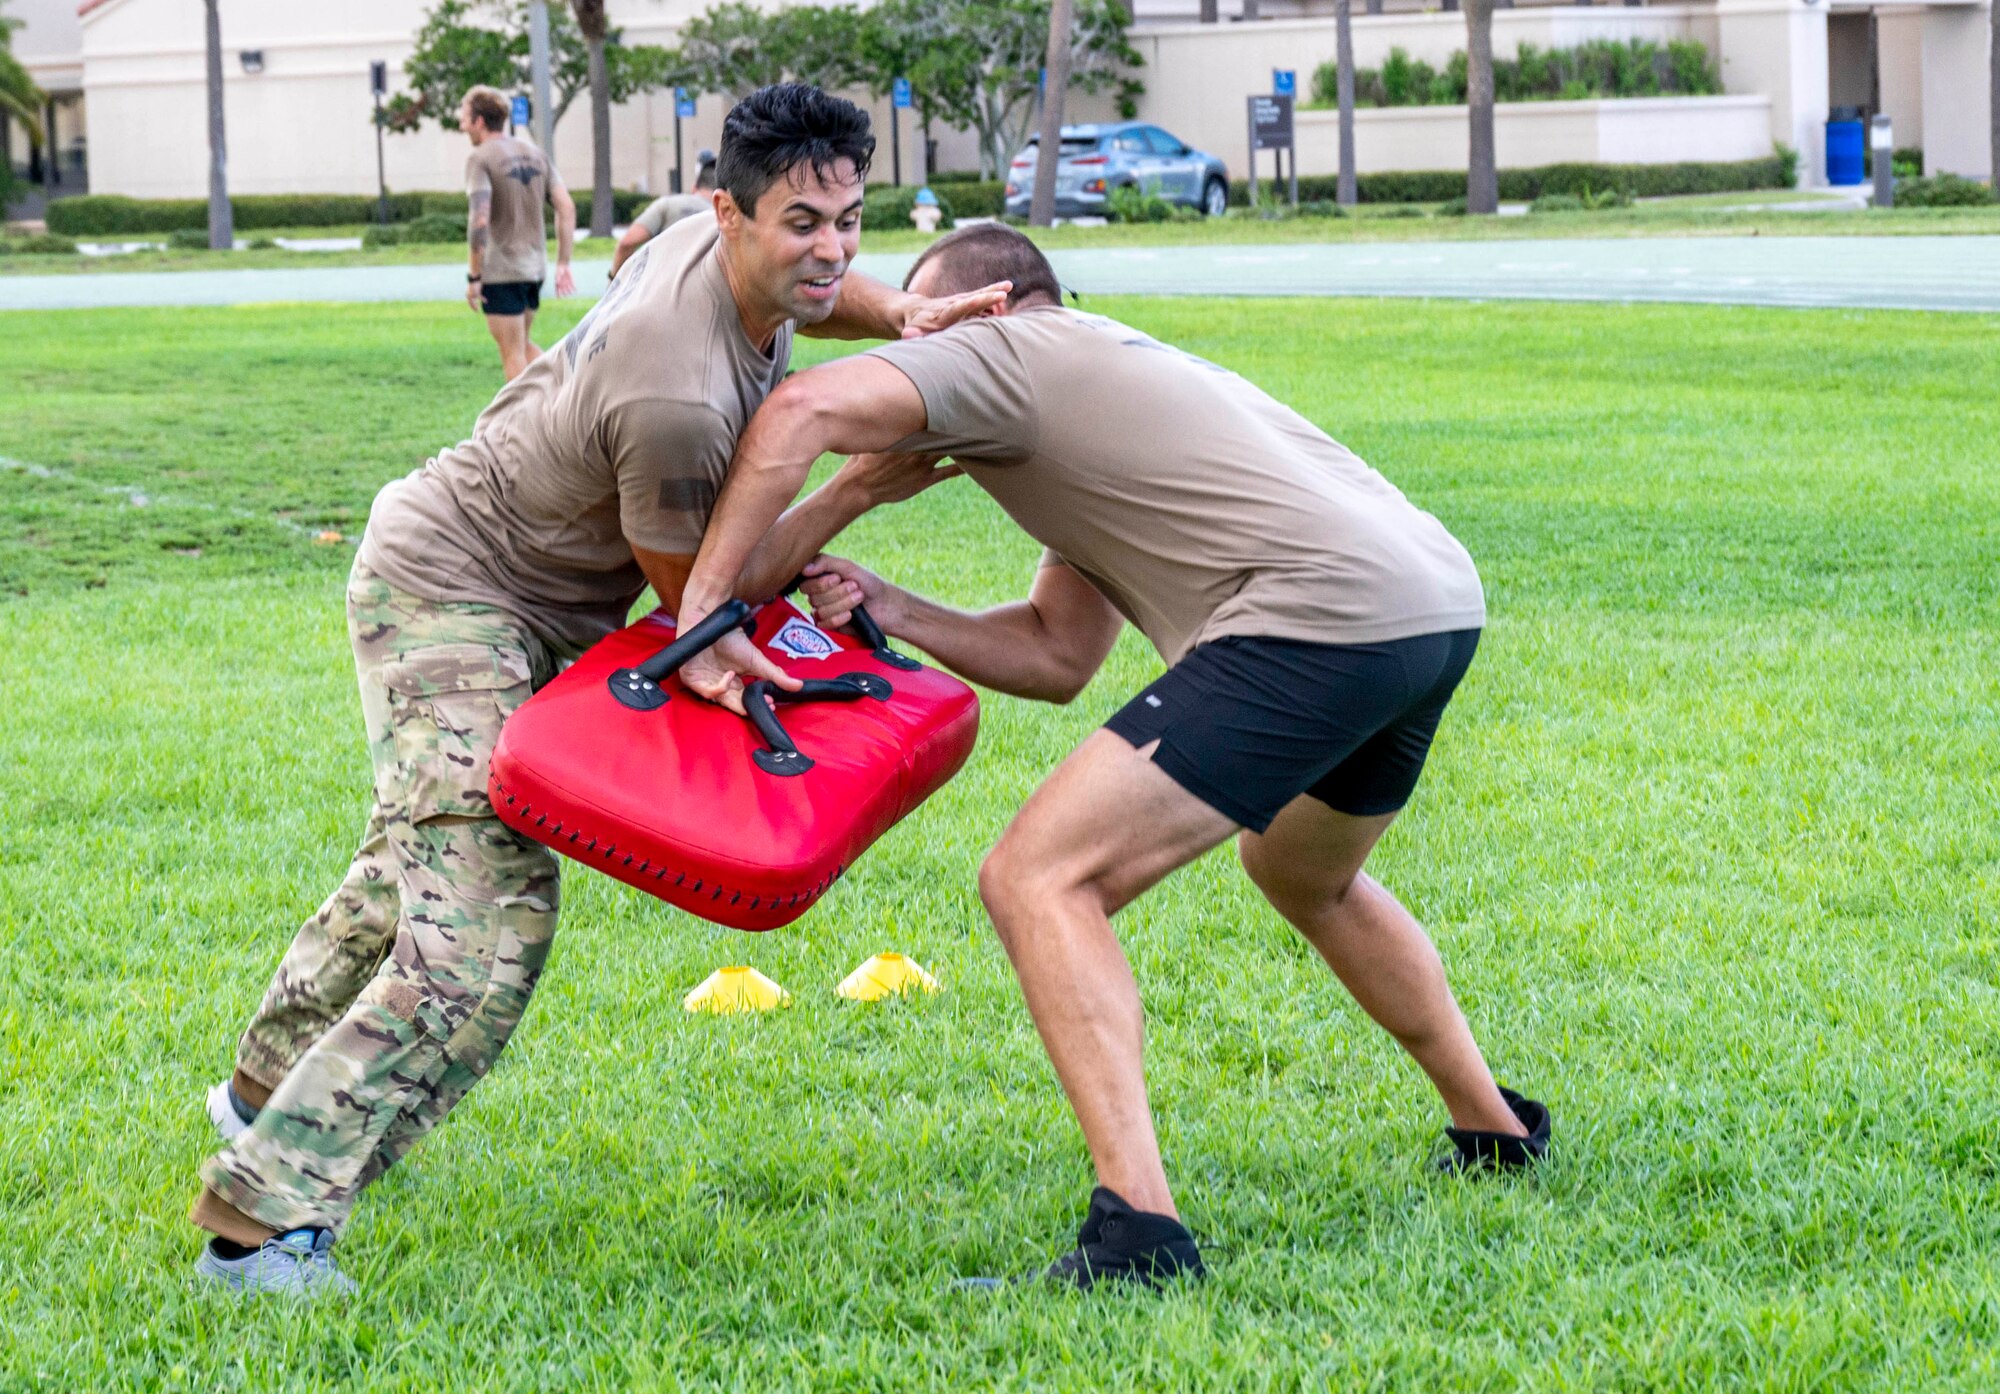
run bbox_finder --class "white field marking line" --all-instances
[0,453,345,542]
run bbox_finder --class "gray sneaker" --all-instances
[205,1079,256,1140]
[193,1228,358,1297]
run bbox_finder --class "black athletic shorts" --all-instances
[479,279,542,316]
[1104,629,1480,833]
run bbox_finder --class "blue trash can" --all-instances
[1825,120,1865,185]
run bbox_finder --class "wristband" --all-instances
[467,273,481,283]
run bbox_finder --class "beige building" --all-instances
[5,0,1992,206]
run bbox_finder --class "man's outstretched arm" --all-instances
[803,555,1125,705]
[802,273,1010,342]
[675,355,931,710]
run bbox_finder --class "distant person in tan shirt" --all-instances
[610,151,717,279]
[676,224,1549,1291]
[458,85,577,381]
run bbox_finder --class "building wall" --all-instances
[1874,10,1926,149]
[1918,3,1992,176]
[1268,94,1771,176]
[78,0,975,199]
[10,0,85,90]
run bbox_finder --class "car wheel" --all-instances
[1202,178,1229,217]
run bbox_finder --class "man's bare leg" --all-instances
[1239,798,1525,1136]
[978,731,1239,1220]
[485,312,535,380]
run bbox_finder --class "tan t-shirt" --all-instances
[360,218,794,657]
[466,135,557,285]
[635,193,713,236]
[867,307,1484,665]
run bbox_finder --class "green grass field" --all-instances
[5,200,1999,277]
[2,294,1998,1390]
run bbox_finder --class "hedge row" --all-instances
[927,179,1007,219]
[47,193,429,234]
[47,187,657,235]
[1228,152,1796,207]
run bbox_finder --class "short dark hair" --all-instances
[694,158,717,191]
[903,224,1062,308]
[462,86,510,134]
[717,84,874,217]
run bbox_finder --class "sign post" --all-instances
[891,77,912,186]
[1246,92,1296,208]
[1272,70,1298,204]
[509,93,530,135]
[673,88,695,192]
[527,0,552,152]
[370,61,390,225]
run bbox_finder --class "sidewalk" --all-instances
[3,235,1997,313]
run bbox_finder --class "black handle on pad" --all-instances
[635,598,752,682]
[742,673,894,777]
[780,574,922,673]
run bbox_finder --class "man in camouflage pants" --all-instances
[189,83,1003,1295]
[192,566,558,1273]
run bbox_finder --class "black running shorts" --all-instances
[479,279,542,316]
[1104,629,1480,834]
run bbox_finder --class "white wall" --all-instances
[1875,10,1926,149]
[1713,0,1827,182]
[1918,3,1992,176]
[78,0,978,199]
[1272,94,1771,176]
[10,0,85,90]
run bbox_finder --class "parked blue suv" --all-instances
[1004,122,1231,219]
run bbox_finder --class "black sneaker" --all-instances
[1041,1187,1206,1291]
[1438,1087,1551,1174]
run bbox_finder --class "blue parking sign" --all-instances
[509,93,531,129]
[1273,69,1296,97]
[675,87,696,119]
[892,76,912,110]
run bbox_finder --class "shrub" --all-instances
[571,189,653,228]
[1297,199,1345,219]
[4,232,79,254]
[1225,154,1793,210]
[1895,174,1996,208]
[47,193,427,235]
[167,227,214,250]
[1312,38,1721,110]
[1436,196,1469,217]
[248,236,280,250]
[1531,193,1586,214]
[862,184,956,230]
[1107,184,1198,223]
[363,213,468,247]
[927,179,1008,219]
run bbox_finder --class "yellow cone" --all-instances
[837,952,940,1003]
[682,965,791,1014]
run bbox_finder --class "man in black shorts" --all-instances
[674,224,1551,1289]
[459,85,576,380]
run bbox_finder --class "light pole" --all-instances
[528,0,553,152]
[370,61,389,224]
[1870,114,1894,209]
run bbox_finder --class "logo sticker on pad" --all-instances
[770,616,839,661]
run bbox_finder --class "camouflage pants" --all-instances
[200,561,560,1233]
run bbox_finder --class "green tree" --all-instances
[672,2,867,103]
[0,2,45,204]
[385,0,673,144]
[869,0,1141,179]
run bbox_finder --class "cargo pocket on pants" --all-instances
[379,643,535,821]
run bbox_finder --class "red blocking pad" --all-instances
[489,599,980,931]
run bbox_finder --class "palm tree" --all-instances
[1027,0,1075,228]
[570,0,613,238]
[1464,0,1497,214]
[1335,0,1355,206]
[204,0,233,248]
